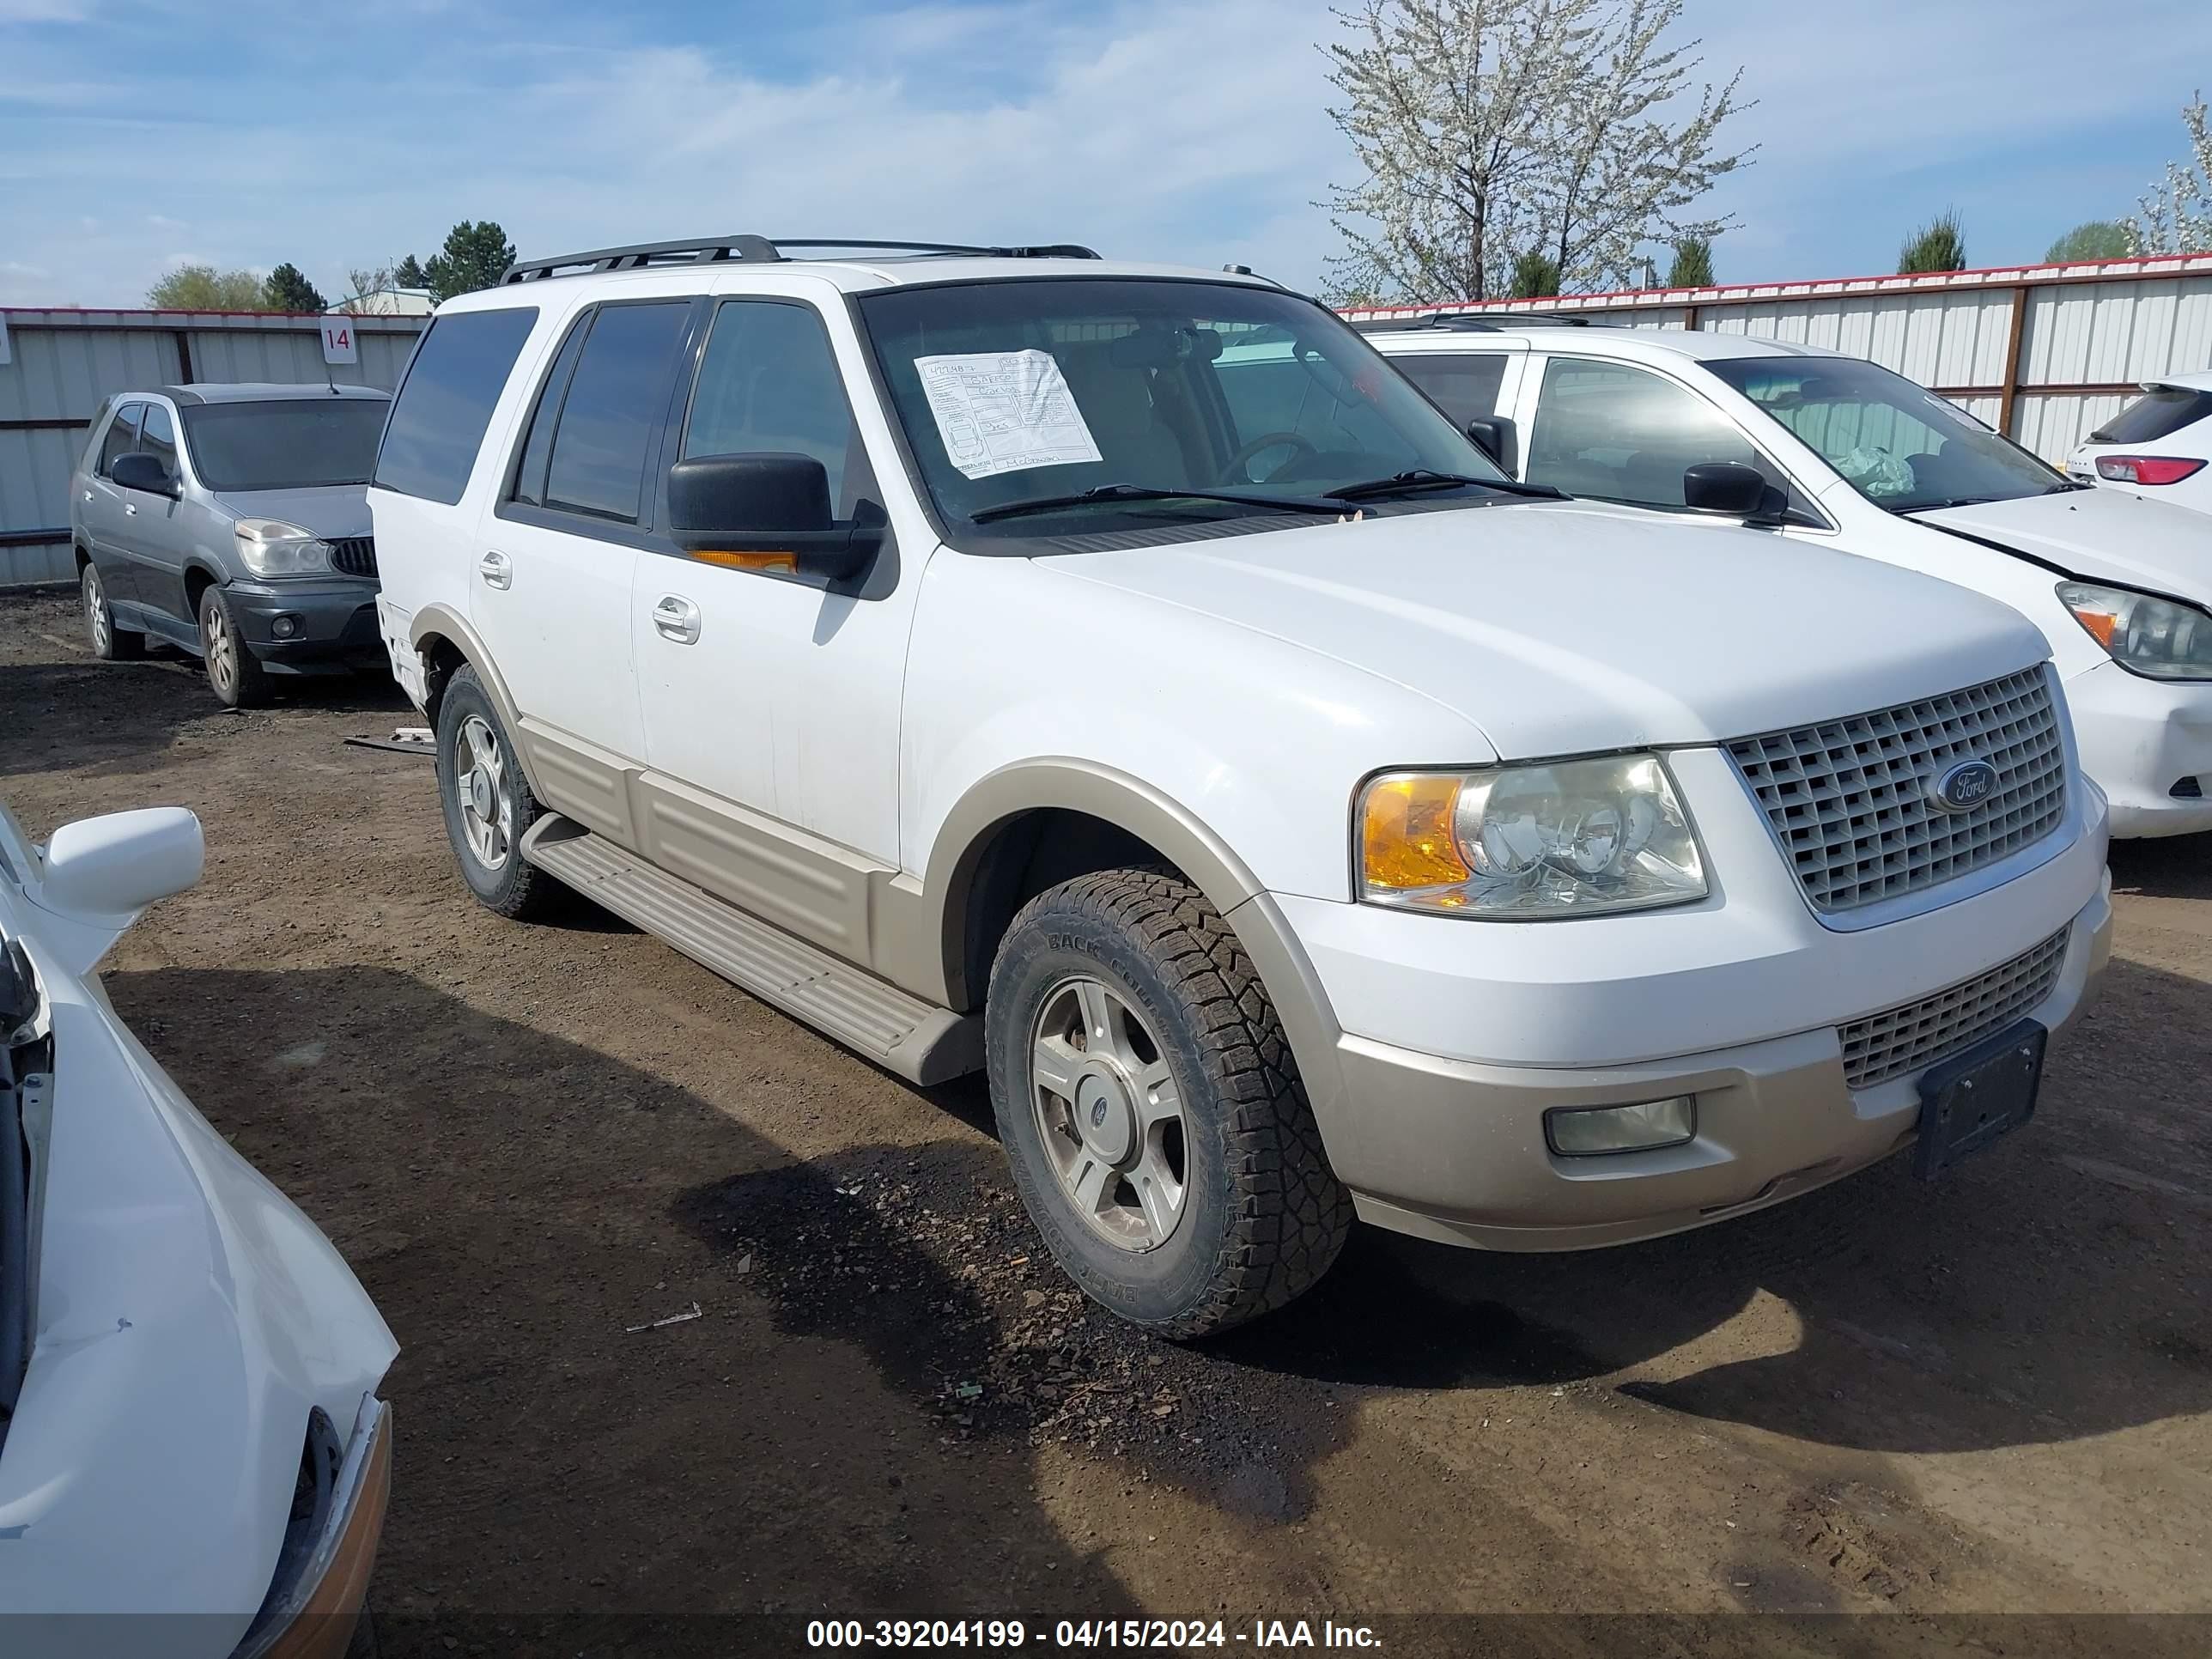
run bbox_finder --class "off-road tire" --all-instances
[81,562,143,660]
[434,665,562,921]
[198,583,271,708]
[986,866,1352,1338]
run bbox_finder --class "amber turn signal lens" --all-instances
[1360,773,1471,890]
[690,549,798,573]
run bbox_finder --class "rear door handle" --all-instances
[478,550,512,590]
[124,503,137,517]
[653,594,701,645]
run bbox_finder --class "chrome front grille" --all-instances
[1839,928,2069,1089]
[1727,667,2066,915]
[329,536,377,578]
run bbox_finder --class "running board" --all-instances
[520,817,981,1086]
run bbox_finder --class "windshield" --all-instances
[1705,356,2069,513]
[180,398,389,492]
[854,278,1511,538]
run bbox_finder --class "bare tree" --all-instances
[1318,0,1753,305]
[334,264,397,315]
[2125,91,2212,256]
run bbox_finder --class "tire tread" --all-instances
[992,866,1351,1338]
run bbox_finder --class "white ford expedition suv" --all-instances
[370,236,2112,1337]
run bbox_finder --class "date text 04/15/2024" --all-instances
[805,1619,1382,1648]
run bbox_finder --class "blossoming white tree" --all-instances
[2126,92,2212,256]
[1317,0,1753,305]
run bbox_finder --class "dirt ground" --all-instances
[3,589,2209,1656]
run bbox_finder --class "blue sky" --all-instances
[3,0,2209,309]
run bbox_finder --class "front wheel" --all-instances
[198,584,270,708]
[985,867,1351,1338]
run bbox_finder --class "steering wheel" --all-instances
[1220,429,1320,484]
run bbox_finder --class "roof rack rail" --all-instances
[1347,309,1618,334]
[501,236,1103,285]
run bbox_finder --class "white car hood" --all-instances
[1047,500,2050,759]
[1913,488,2212,600]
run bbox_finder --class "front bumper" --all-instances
[2064,658,2212,837]
[1331,881,2111,1250]
[226,578,382,672]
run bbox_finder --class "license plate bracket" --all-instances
[1914,1018,2047,1182]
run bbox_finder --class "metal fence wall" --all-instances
[0,308,426,586]
[1341,252,2212,465]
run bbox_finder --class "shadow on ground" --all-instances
[104,966,1141,1655]
[2108,835,2212,903]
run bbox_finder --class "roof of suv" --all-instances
[1357,318,1851,366]
[443,251,1276,313]
[143,382,392,405]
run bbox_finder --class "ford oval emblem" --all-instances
[1929,758,2000,814]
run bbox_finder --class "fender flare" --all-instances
[913,759,1358,1168]
[404,604,539,789]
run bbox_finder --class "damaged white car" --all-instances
[0,805,396,1658]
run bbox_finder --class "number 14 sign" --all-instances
[319,319,358,367]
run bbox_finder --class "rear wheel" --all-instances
[985,867,1352,1338]
[81,562,143,660]
[198,584,270,708]
[434,665,562,920]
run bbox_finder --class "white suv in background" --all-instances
[2068,372,2212,515]
[1354,316,2212,838]
[371,237,2110,1336]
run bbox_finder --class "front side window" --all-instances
[854,278,1510,541]
[542,301,691,523]
[1527,357,1775,509]
[137,403,179,477]
[1392,353,1510,429]
[374,307,539,506]
[682,299,867,512]
[1706,355,2069,512]
[182,399,387,492]
[97,403,142,476]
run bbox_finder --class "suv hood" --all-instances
[211,484,371,540]
[1047,501,2049,759]
[1912,488,2212,600]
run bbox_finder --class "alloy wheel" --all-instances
[1028,975,1189,1252]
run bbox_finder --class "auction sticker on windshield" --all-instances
[915,349,1103,479]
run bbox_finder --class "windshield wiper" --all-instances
[1323,469,1565,502]
[1895,495,2002,514]
[969,482,1352,525]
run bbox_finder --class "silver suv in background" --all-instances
[70,382,391,707]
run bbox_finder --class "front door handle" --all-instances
[124,502,137,517]
[653,594,702,645]
[82,489,93,503]
[478,550,512,590]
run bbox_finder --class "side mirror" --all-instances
[667,453,880,582]
[111,451,179,498]
[40,807,204,918]
[1682,461,1772,519]
[1465,415,1517,473]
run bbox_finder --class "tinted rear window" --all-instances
[543,301,690,523]
[1393,353,1510,427]
[181,399,386,491]
[374,307,539,504]
[2089,387,2212,446]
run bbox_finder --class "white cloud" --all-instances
[0,0,1348,307]
[7,0,2212,307]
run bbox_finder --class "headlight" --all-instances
[2057,580,2212,681]
[234,518,331,577]
[1358,754,1707,919]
